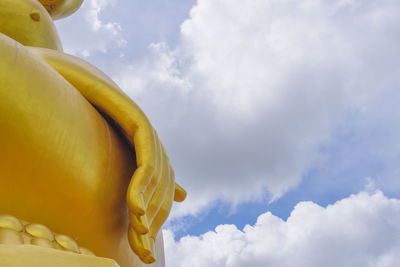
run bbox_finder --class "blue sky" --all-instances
[56,0,400,266]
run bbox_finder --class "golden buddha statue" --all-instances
[0,0,186,266]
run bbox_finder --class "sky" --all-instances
[55,0,400,266]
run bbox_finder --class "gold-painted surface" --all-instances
[29,46,187,263]
[0,215,23,232]
[25,224,54,241]
[0,216,96,254]
[0,214,165,266]
[0,0,186,265]
[0,0,62,50]
[80,247,96,256]
[0,245,120,267]
[38,0,83,20]
[55,234,80,253]
[0,229,25,245]
[0,33,136,265]
[30,238,56,249]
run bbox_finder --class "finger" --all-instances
[130,131,163,234]
[146,147,171,224]
[127,126,156,215]
[139,238,156,264]
[149,167,175,239]
[127,227,151,258]
[131,139,172,237]
[130,133,170,234]
[174,182,187,202]
[129,213,149,235]
[141,256,156,264]
[143,130,163,206]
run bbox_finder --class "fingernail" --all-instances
[141,254,156,264]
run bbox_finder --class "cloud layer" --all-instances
[164,191,400,267]
[52,2,400,265]
[111,0,400,216]
[56,0,125,57]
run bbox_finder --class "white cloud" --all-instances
[50,2,400,264]
[164,191,400,267]
[111,0,400,216]
[55,0,126,56]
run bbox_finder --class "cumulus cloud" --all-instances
[52,2,400,264]
[55,0,126,57]
[111,0,400,216]
[164,191,400,267]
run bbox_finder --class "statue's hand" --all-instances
[28,47,186,263]
[127,124,186,263]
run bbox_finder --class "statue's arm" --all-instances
[27,47,186,264]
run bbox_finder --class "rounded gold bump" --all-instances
[30,11,41,22]
[0,215,23,232]
[79,247,95,256]
[55,234,80,253]
[0,228,24,245]
[25,223,54,241]
[141,252,156,264]
[31,237,55,248]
